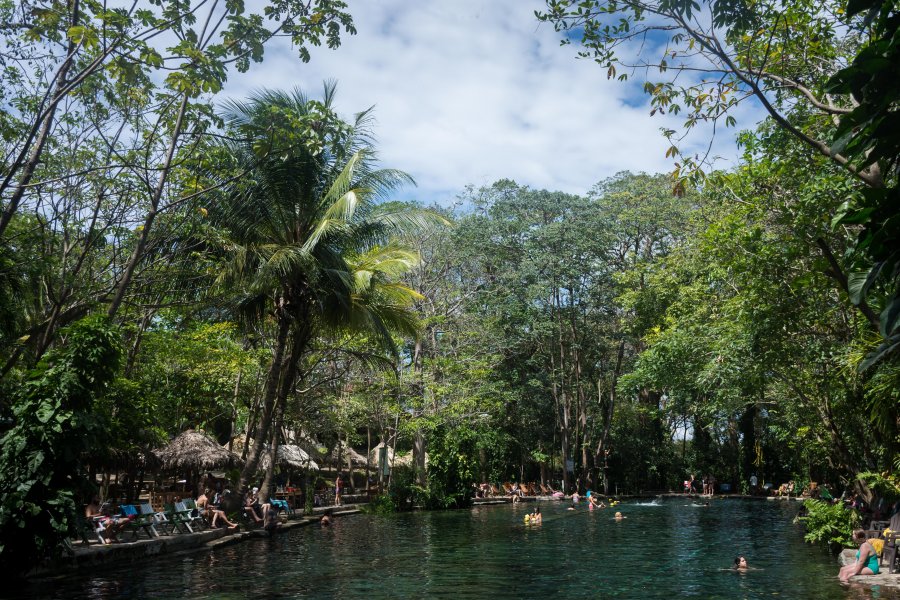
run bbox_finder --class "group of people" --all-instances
[197,489,238,529]
[84,483,288,545]
[523,507,542,524]
[683,474,717,495]
[568,489,616,512]
[243,487,283,531]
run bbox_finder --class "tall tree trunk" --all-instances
[227,369,243,453]
[124,309,155,377]
[237,314,291,495]
[107,94,189,319]
[346,431,355,492]
[739,403,757,490]
[595,339,624,495]
[259,392,285,501]
[366,426,372,490]
[412,338,427,486]
[0,0,80,240]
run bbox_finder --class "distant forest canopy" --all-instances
[0,0,898,575]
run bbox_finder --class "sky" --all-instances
[227,0,766,206]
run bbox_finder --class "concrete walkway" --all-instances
[839,548,900,591]
[31,503,363,578]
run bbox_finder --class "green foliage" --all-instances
[132,321,258,437]
[537,0,867,185]
[422,425,477,509]
[856,472,900,504]
[90,378,166,469]
[362,494,397,515]
[827,0,900,369]
[798,499,860,549]
[387,467,419,512]
[0,316,121,576]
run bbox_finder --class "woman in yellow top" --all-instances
[839,530,880,582]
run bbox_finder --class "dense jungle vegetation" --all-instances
[0,0,897,575]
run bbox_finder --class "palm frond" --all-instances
[370,206,451,239]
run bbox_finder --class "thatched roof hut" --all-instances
[155,429,242,472]
[368,442,421,468]
[259,444,320,471]
[325,444,368,467]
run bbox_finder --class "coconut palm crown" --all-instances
[211,82,434,496]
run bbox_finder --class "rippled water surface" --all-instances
[11,498,900,599]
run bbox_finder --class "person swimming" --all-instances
[734,555,748,570]
[614,511,625,520]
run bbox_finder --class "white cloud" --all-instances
[226,0,766,204]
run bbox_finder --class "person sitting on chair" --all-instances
[244,488,265,524]
[197,489,238,529]
[85,498,122,544]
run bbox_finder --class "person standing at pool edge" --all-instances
[335,475,342,506]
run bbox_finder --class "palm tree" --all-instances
[211,83,434,498]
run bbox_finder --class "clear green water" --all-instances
[11,498,900,599]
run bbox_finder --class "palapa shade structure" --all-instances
[259,444,320,472]
[155,429,243,472]
[368,442,421,468]
[325,444,368,467]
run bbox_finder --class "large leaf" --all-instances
[847,262,884,305]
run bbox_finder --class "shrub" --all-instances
[387,466,419,511]
[797,499,859,550]
[423,425,476,509]
[362,494,396,515]
[0,316,121,576]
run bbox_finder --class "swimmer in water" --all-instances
[614,511,625,520]
[733,555,748,570]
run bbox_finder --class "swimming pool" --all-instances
[10,497,898,599]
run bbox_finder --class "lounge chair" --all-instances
[167,502,194,533]
[136,503,161,538]
[181,499,207,530]
[119,504,157,540]
[151,506,175,535]
[73,511,106,545]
